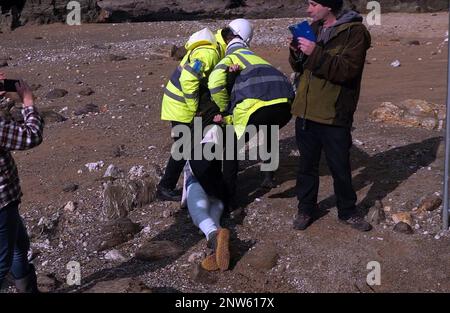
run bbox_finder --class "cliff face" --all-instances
[0,0,448,32]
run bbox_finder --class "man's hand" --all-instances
[227,64,240,73]
[299,37,316,56]
[213,114,223,124]
[15,80,34,108]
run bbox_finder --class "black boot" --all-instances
[261,171,277,189]
[156,185,182,202]
[15,264,40,293]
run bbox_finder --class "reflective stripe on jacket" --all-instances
[209,48,294,138]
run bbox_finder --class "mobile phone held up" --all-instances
[0,79,20,92]
[289,21,317,45]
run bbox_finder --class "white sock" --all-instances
[199,218,218,240]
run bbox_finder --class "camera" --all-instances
[0,79,20,92]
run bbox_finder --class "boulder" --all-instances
[93,217,142,251]
[135,240,183,261]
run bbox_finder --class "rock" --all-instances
[161,209,172,218]
[135,240,183,261]
[418,194,442,212]
[85,161,105,172]
[392,212,413,227]
[190,264,218,285]
[390,60,401,67]
[128,165,146,179]
[103,164,124,180]
[62,183,78,192]
[394,222,414,234]
[94,217,142,251]
[74,103,100,116]
[0,59,8,67]
[371,99,445,131]
[85,278,152,293]
[238,243,279,271]
[78,87,95,96]
[37,273,61,293]
[63,201,76,212]
[407,40,421,45]
[367,201,386,224]
[108,54,127,62]
[102,176,157,219]
[40,108,67,123]
[32,212,61,238]
[104,249,127,262]
[188,252,206,263]
[45,89,68,99]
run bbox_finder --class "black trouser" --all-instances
[223,103,292,206]
[295,118,356,219]
[159,121,190,190]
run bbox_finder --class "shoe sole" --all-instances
[201,254,219,271]
[216,228,230,271]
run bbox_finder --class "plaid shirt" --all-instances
[0,100,44,210]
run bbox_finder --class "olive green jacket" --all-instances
[290,12,371,127]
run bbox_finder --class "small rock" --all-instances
[104,249,127,262]
[46,89,68,99]
[0,59,8,67]
[188,252,206,263]
[390,60,401,67]
[78,87,95,96]
[238,243,279,271]
[392,212,413,227]
[135,240,183,261]
[418,194,442,212]
[85,161,104,172]
[103,164,124,180]
[128,165,145,179]
[393,222,414,234]
[74,103,100,116]
[62,183,78,192]
[64,201,76,212]
[94,218,142,251]
[162,209,172,218]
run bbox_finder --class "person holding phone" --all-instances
[289,0,373,231]
[0,73,44,292]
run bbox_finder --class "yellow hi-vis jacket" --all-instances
[208,45,295,138]
[161,28,227,123]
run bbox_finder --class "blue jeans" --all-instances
[0,201,31,287]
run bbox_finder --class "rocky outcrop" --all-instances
[1,0,448,31]
[0,0,99,32]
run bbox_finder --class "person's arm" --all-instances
[303,26,371,84]
[208,56,234,112]
[0,80,44,151]
[179,48,218,114]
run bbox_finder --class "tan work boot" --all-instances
[215,228,230,271]
[201,254,219,271]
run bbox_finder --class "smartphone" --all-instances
[289,21,317,44]
[0,79,20,92]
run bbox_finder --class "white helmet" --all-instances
[228,18,254,45]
